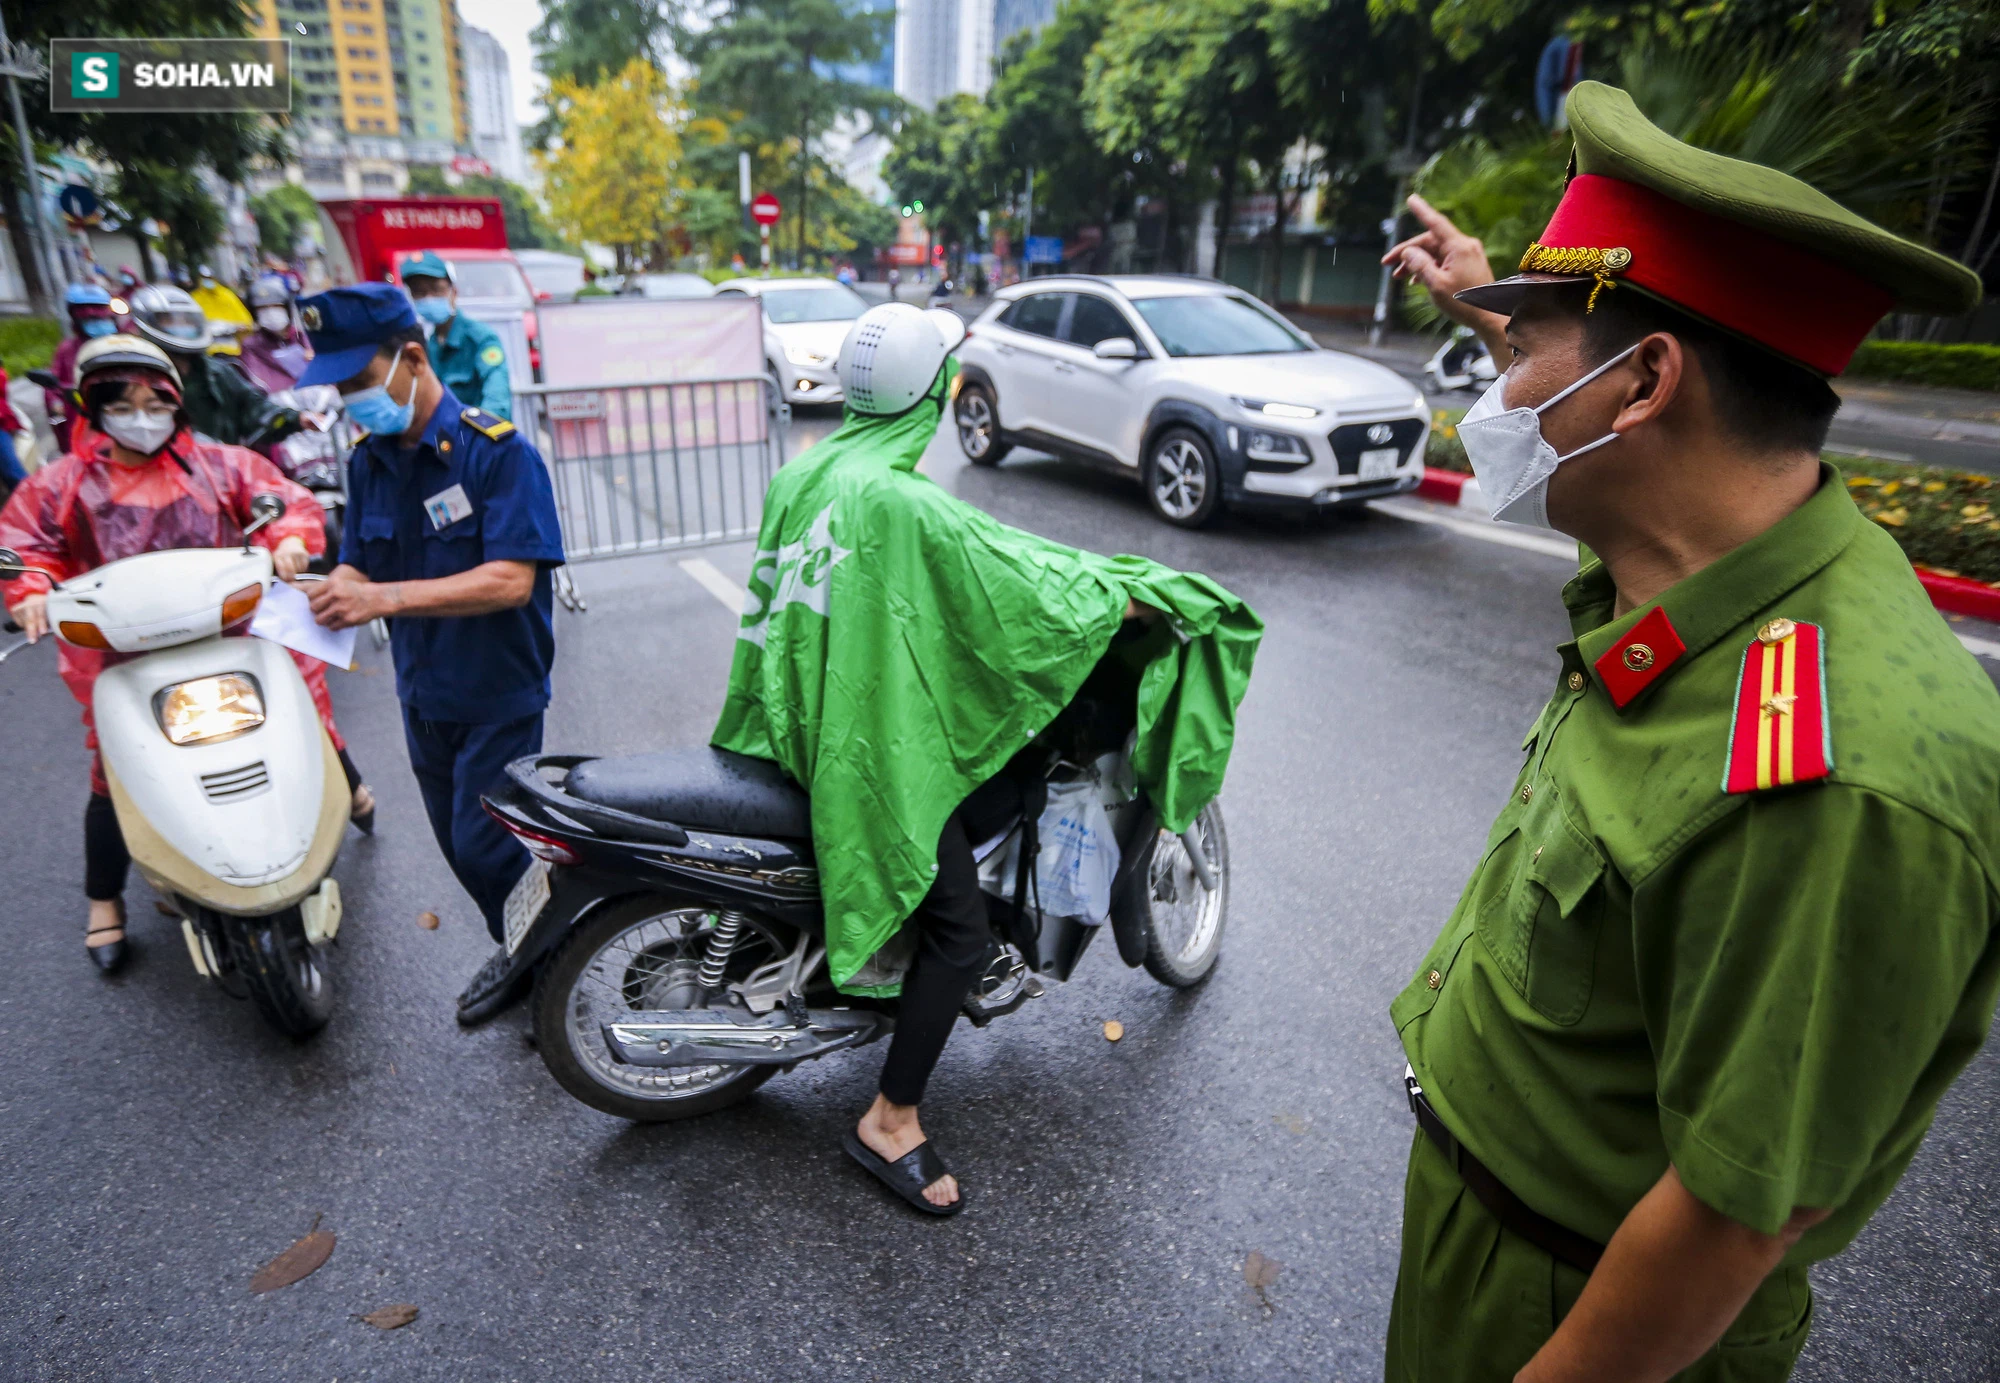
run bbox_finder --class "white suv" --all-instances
[714,276,871,406]
[955,276,1429,527]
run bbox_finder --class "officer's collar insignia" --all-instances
[301,304,322,331]
[460,407,515,441]
[1724,619,1831,793]
[1592,605,1686,709]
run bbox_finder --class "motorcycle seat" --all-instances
[564,747,812,841]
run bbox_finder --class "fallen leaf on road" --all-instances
[1103,1020,1124,1042]
[1272,1112,1310,1136]
[250,1215,335,1293]
[1242,1250,1282,1290]
[416,911,440,931]
[358,1303,419,1330]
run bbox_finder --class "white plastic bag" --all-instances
[1033,777,1121,924]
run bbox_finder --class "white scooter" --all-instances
[0,496,348,1037]
[1424,325,1498,392]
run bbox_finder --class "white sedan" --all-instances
[713,276,872,406]
[955,275,1430,527]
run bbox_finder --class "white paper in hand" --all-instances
[250,579,358,670]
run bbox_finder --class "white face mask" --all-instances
[1456,342,1640,530]
[101,407,178,456]
[255,306,291,334]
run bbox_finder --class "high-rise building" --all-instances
[894,0,1001,109]
[994,0,1058,50]
[461,26,527,184]
[253,0,471,196]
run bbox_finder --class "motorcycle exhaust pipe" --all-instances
[603,1006,890,1069]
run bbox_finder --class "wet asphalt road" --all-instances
[1,405,1995,1382]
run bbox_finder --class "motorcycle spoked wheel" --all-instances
[532,895,790,1123]
[1129,800,1230,988]
[216,905,335,1038]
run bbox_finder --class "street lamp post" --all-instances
[1369,67,1426,349]
[0,18,61,313]
[1021,165,1033,279]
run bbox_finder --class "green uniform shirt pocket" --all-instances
[1475,781,1608,1026]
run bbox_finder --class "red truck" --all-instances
[315,197,542,374]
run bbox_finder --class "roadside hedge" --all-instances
[0,316,61,377]
[1845,340,2000,393]
[1836,455,2000,585]
[1427,407,1472,472]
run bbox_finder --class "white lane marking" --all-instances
[1372,497,1580,561]
[1957,631,2000,661]
[678,557,746,615]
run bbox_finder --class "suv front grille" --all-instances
[200,761,270,803]
[1329,417,1426,475]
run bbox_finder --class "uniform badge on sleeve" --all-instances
[1723,618,1831,793]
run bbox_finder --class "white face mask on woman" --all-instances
[255,306,291,334]
[1455,342,1640,530]
[100,403,178,456]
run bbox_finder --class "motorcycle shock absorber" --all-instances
[697,910,749,994]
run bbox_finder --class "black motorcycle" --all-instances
[483,676,1229,1123]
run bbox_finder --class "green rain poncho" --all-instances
[712,362,1262,990]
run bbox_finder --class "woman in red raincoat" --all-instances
[0,335,374,973]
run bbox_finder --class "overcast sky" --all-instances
[460,0,546,128]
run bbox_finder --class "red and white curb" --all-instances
[1394,468,2000,660]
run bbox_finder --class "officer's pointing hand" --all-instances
[309,564,382,630]
[1383,195,1508,350]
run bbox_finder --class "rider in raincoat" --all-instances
[713,303,1262,1214]
[0,336,374,974]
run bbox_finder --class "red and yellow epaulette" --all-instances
[1723,618,1831,793]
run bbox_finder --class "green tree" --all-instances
[673,0,896,269]
[405,167,570,251]
[882,94,991,278]
[985,1,1129,246]
[532,0,671,86]
[248,182,319,258]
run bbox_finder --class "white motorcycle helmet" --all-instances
[837,302,968,416]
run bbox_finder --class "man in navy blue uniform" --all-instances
[300,283,565,1025]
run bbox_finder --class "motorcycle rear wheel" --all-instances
[220,905,335,1038]
[1132,801,1229,988]
[532,895,785,1123]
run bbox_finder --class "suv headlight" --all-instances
[155,673,265,746]
[1232,396,1320,420]
[1246,429,1309,463]
[785,344,829,366]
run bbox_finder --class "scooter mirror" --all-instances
[0,547,22,581]
[242,494,288,546]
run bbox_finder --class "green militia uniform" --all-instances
[429,312,514,421]
[1388,83,1999,1382]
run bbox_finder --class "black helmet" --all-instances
[120,283,212,355]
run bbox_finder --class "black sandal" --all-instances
[842,1131,966,1217]
[350,784,376,836]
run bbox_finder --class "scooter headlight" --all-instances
[155,673,265,746]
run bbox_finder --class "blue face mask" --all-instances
[80,318,116,338]
[344,353,415,437]
[413,295,454,327]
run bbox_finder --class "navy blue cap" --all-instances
[297,282,419,387]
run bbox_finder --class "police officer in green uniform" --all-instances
[1381,82,2000,1382]
[402,251,515,421]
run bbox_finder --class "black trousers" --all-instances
[83,749,363,901]
[876,811,991,1107]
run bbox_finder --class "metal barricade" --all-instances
[513,373,790,610]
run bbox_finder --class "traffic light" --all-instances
[901,204,913,217]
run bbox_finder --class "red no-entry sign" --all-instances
[750,193,782,226]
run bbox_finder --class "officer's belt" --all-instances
[1405,1065,1604,1274]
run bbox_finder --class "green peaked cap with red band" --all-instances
[1458,82,1985,375]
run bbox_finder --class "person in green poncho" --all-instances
[712,303,1262,1215]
